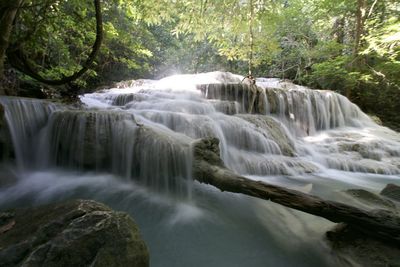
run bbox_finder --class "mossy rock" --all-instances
[0,199,149,267]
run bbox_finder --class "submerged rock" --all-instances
[381,184,400,202]
[329,186,400,266]
[327,224,400,267]
[342,188,397,210]
[0,199,149,267]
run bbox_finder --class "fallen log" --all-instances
[192,137,400,244]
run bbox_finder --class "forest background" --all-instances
[0,0,399,130]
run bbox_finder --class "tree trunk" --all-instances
[247,0,254,76]
[193,138,400,245]
[333,17,345,45]
[354,0,366,56]
[0,0,23,86]
[348,0,367,100]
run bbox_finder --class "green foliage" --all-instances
[5,0,400,129]
[308,56,357,91]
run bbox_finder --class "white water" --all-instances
[1,71,400,266]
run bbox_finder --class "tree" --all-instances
[135,0,280,75]
[5,0,103,87]
[0,0,23,81]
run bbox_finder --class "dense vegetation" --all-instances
[0,0,399,129]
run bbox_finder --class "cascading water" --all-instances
[0,97,58,170]
[0,71,399,267]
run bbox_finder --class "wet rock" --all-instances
[326,156,400,175]
[0,199,149,267]
[328,188,400,266]
[114,79,136,89]
[193,137,224,167]
[111,93,148,106]
[338,142,384,161]
[130,126,192,195]
[208,100,241,115]
[381,184,400,202]
[0,165,18,187]
[198,83,267,114]
[327,224,400,267]
[265,88,279,114]
[237,114,296,156]
[369,114,383,126]
[48,110,137,169]
[343,189,397,210]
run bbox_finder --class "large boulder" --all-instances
[0,199,149,267]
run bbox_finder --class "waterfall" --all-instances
[199,82,374,137]
[1,72,400,185]
[41,109,194,197]
[0,97,58,170]
[1,72,400,267]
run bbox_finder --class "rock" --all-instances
[114,80,136,89]
[193,137,224,167]
[369,114,383,126]
[197,83,267,114]
[381,184,400,202]
[236,114,296,156]
[0,165,18,187]
[265,88,278,114]
[208,100,241,115]
[0,199,149,267]
[111,93,148,106]
[343,189,397,210]
[327,224,400,267]
[327,187,400,266]
[47,110,136,169]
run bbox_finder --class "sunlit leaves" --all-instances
[363,18,400,60]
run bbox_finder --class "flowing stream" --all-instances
[0,71,399,266]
